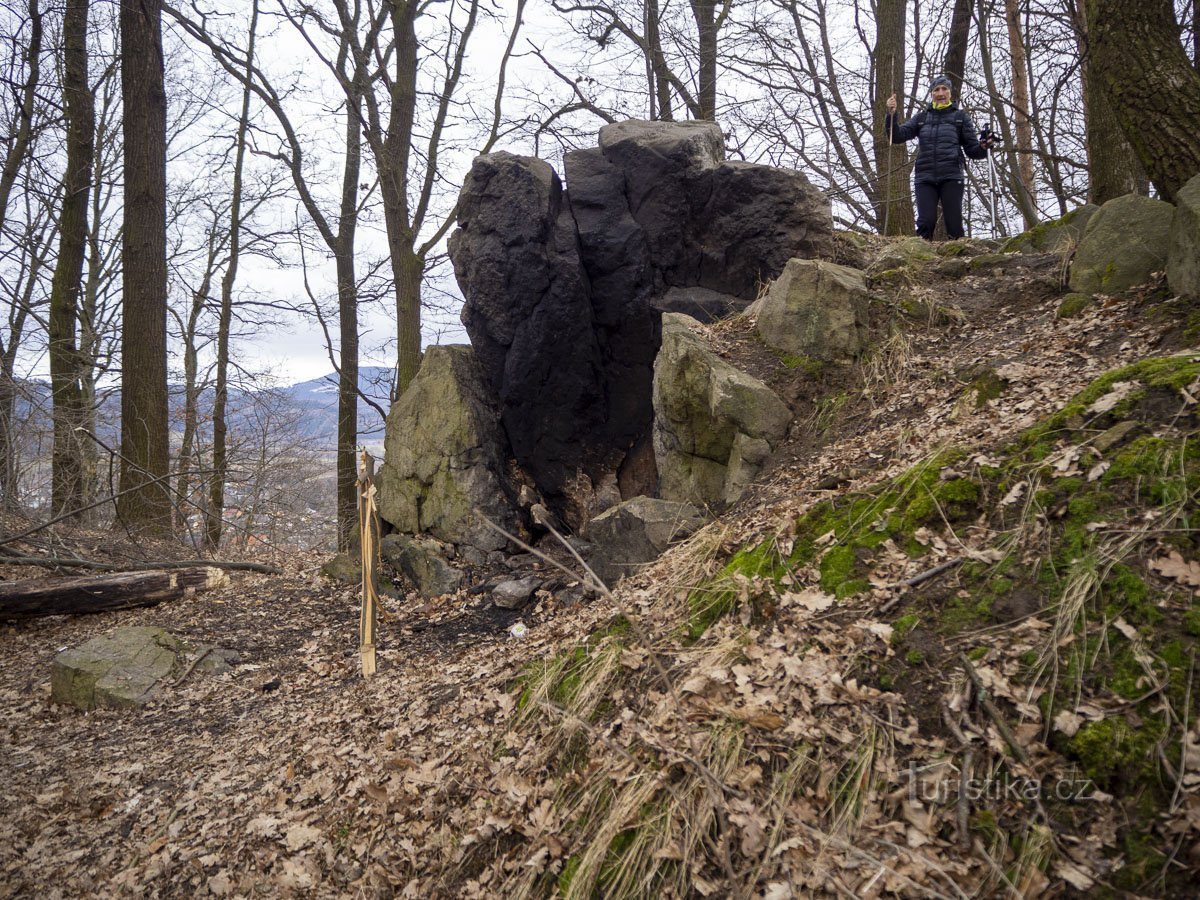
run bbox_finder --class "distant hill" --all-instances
[8,365,396,453]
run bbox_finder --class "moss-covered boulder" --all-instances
[50,627,231,711]
[1167,173,1200,300]
[1069,193,1174,295]
[377,345,517,552]
[653,314,791,508]
[1003,204,1098,255]
[868,236,938,274]
[750,258,868,360]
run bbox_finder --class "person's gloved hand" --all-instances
[979,126,996,150]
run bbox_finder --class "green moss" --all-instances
[905,649,926,665]
[1013,356,1200,457]
[1056,293,1092,319]
[878,673,895,690]
[939,594,994,633]
[687,539,789,639]
[969,252,1010,270]
[969,370,1007,407]
[558,856,581,895]
[776,352,825,376]
[892,615,919,642]
[1068,718,1157,787]
[968,647,990,661]
[1183,607,1200,638]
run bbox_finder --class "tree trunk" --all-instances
[0,567,228,619]
[117,0,171,534]
[688,0,719,119]
[383,0,422,396]
[0,0,42,237]
[1088,0,1200,202]
[646,0,673,120]
[334,66,363,552]
[1075,0,1144,203]
[873,0,915,235]
[943,0,973,99]
[206,0,258,551]
[1003,0,1037,223]
[48,0,94,519]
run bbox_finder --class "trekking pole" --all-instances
[986,122,998,238]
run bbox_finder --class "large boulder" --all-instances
[1168,173,1200,300]
[653,313,792,508]
[51,626,232,711]
[1069,193,1174,295]
[380,534,464,598]
[751,258,869,360]
[1003,204,1098,255]
[589,496,707,586]
[376,345,516,552]
[695,162,836,298]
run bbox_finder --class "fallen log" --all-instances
[0,567,230,619]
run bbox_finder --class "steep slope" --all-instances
[1,236,1197,897]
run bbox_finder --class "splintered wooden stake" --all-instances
[358,449,380,678]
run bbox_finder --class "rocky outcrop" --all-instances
[750,259,869,361]
[448,120,833,530]
[1168,174,1200,300]
[653,313,792,509]
[1069,194,1174,295]
[376,345,517,552]
[589,496,707,586]
[51,626,234,710]
[1003,204,1098,255]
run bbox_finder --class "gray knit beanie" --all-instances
[930,75,953,92]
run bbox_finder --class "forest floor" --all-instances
[2,235,1199,898]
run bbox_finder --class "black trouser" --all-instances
[914,179,966,240]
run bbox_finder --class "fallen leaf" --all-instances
[1085,380,1140,415]
[1150,551,1200,587]
[284,823,321,851]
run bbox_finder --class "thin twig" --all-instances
[959,653,1030,765]
[0,551,280,575]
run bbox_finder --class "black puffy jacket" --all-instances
[886,102,988,184]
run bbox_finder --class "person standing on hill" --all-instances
[886,75,996,240]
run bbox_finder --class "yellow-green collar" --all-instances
[932,100,953,110]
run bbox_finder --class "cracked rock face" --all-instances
[439,120,833,531]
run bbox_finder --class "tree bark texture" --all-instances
[1076,0,1144,203]
[1088,0,1200,202]
[118,0,171,533]
[335,95,362,552]
[49,0,95,519]
[0,567,229,619]
[873,0,915,235]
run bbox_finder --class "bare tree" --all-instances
[48,0,95,517]
[874,0,914,235]
[117,0,171,533]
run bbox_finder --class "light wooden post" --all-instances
[358,449,381,677]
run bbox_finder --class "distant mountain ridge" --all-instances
[9,365,396,451]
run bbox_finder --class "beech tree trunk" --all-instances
[1088,0,1200,202]
[117,0,171,533]
[48,0,94,519]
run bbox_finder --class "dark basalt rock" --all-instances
[446,121,834,531]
